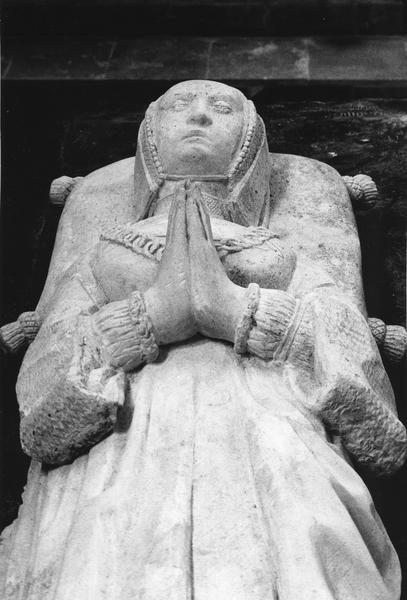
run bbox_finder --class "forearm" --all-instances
[209,281,299,358]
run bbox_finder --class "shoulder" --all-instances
[37,158,136,314]
[62,157,136,231]
[267,153,365,313]
[74,156,135,190]
[268,151,355,238]
[269,153,349,209]
[269,153,343,181]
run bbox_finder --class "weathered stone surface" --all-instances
[1,81,405,599]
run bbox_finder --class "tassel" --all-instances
[0,311,41,353]
[343,174,378,210]
[49,175,83,206]
[368,317,406,364]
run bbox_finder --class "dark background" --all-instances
[1,0,407,596]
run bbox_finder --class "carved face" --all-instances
[155,80,245,176]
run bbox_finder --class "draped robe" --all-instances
[0,154,404,600]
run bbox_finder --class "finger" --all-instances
[166,182,184,246]
[187,198,219,284]
[196,196,215,245]
[186,187,206,244]
[172,182,188,248]
[166,187,189,264]
[160,196,189,291]
[195,196,226,274]
[161,198,180,270]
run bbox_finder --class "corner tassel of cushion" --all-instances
[368,318,407,364]
[0,311,41,354]
[49,175,83,207]
[343,174,378,210]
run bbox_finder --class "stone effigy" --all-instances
[0,80,406,599]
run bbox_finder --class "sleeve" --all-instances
[17,264,158,466]
[239,285,407,476]
[310,291,406,476]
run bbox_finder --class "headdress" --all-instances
[133,83,271,227]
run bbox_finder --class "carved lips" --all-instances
[182,129,211,143]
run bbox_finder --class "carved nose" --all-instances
[187,112,212,127]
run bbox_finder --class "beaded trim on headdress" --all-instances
[142,112,165,189]
[228,100,258,182]
[144,112,165,181]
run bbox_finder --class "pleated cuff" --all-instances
[246,289,297,359]
[92,291,159,372]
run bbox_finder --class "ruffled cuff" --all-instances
[92,291,159,372]
[235,286,297,359]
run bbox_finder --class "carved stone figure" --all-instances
[0,80,406,599]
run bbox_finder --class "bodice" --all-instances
[90,214,297,303]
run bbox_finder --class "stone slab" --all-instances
[2,37,116,80]
[308,36,407,83]
[208,38,309,81]
[3,36,407,87]
[105,38,211,80]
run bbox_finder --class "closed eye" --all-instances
[171,99,192,111]
[212,101,233,114]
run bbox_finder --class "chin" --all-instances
[167,148,213,175]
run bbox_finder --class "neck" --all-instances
[150,179,231,220]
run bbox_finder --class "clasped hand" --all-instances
[144,182,246,345]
